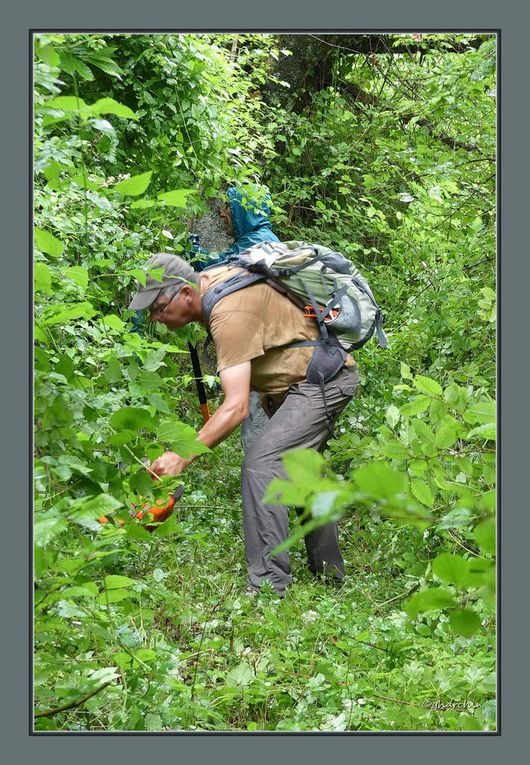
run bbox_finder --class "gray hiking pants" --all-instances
[241,365,360,595]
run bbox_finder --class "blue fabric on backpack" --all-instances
[193,186,279,272]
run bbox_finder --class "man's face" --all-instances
[149,287,195,329]
[219,202,234,237]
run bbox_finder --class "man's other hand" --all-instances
[150,451,190,477]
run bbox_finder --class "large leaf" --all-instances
[157,189,194,207]
[432,553,469,587]
[157,419,210,457]
[61,266,88,290]
[103,575,135,589]
[34,262,53,294]
[34,227,64,257]
[434,421,459,449]
[110,406,154,432]
[97,588,132,605]
[466,423,496,441]
[111,171,153,196]
[282,449,324,485]
[410,478,434,508]
[385,404,401,428]
[71,494,123,530]
[463,400,496,424]
[87,97,137,120]
[40,95,88,113]
[405,587,456,618]
[41,302,97,327]
[84,56,124,78]
[226,661,254,687]
[474,518,496,554]
[353,462,407,499]
[449,608,482,637]
[413,375,443,398]
[400,395,431,416]
[34,512,68,547]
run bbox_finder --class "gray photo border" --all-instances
[3,0,527,761]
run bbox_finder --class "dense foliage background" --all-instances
[33,32,496,732]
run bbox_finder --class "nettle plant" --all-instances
[266,367,495,639]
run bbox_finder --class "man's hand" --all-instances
[149,362,251,477]
[149,451,191,477]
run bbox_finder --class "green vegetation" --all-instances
[33,32,496,732]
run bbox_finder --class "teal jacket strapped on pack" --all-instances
[193,186,280,272]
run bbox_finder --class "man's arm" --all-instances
[149,361,251,477]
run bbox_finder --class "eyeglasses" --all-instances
[149,293,174,318]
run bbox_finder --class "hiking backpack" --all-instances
[202,240,387,415]
[203,240,387,349]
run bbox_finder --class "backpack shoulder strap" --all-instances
[201,270,266,324]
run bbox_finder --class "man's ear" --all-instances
[180,284,194,300]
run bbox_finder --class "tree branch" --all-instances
[34,681,112,719]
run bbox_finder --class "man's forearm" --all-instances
[187,400,248,463]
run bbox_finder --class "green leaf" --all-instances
[84,56,124,77]
[353,462,407,499]
[436,507,473,530]
[149,393,171,414]
[130,199,156,209]
[410,479,434,508]
[110,406,154,431]
[125,523,152,541]
[463,400,496,424]
[72,494,123,528]
[37,44,61,68]
[413,375,443,397]
[107,429,135,446]
[405,587,456,618]
[400,362,413,380]
[432,553,469,587]
[474,518,495,554]
[157,419,210,457]
[282,449,324,485]
[263,477,312,506]
[41,95,88,113]
[380,440,409,459]
[97,588,131,605]
[143,346,167,372]
[111,171,153,196]
[103,575,135,589]
[152,512,181,539]
[449,608,481,637]
[101,314,126,332]
[41,302,97,326]
[34,513,68,547]
[385,405,401,428]
[34,262,53,294]
[34,227,64,257]
[412,419,438,457]
[400,396,431,416]
[434,422,459,449]
[444,383,461,405]
[62,266,88,289]
[157,189,194,207]
[61,585,98,599]
[59,52,94,80]
[88,97,137,120]
[466,423,496,441]
[311,490,349,519]
[226,661,253,687]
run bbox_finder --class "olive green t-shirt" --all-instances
[200,265,355,397]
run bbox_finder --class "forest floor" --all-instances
[96,431,495,733]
